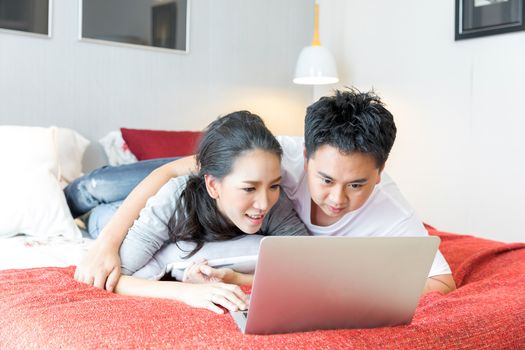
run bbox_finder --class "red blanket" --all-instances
[1,228,524,349]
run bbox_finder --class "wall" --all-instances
[317,0,525,242]
[0,0,313,170]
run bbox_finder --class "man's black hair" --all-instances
[304,88,397,168]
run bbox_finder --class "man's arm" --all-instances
[74,156,198,291]
[423,274,456,294]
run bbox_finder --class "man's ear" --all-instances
[204,174,220,199]
[303,147,308,172]
[376,164,385,184]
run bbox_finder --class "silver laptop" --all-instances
[231,236,440,334]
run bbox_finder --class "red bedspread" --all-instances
[0,228,524,349]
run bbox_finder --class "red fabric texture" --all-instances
[0,229,524,349]
[120,128,202,160]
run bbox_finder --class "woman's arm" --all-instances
[114,275,248,314]
[74,156,198,291]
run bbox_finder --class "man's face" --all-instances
[305,145,383,226]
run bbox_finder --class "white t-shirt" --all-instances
[276,136,451,277]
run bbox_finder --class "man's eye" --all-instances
[242,187,256,193]
[270,184,281,190]
[322,178,332,184]
[349,183,363,189]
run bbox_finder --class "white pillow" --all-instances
[55,127,90,185]
[0,126,81,239]
[99,131,137,166]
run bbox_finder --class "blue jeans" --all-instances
[64,157,178,238]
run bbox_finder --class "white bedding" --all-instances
[0,236,92,271]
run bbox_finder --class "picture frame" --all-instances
[0,0,52,38]
[455,0,525,40]
[152,3,177,49]
[79,0,189,54]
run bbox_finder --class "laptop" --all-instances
[230,235,440,334]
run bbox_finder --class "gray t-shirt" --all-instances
[120,176,308,278]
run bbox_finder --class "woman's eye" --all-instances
[242,187,256,193]
[322,178,332,185]
[349,183,363,189]
[270,184,281,190]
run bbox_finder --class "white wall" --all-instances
[317,0,525,242]
[0,0,313,170]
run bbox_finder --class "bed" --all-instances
[0,126,524,349]
[0,227,524,349]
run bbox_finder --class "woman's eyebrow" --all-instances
[242,176,282,185]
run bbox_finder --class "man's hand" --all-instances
[182,260,235,284]
[74,241,121,292]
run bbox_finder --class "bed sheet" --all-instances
[0,228,524,349]
[0,236,92,271]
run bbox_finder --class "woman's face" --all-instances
[206,149,282,234]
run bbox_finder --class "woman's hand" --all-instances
[182,260,235,284]
[74,240,121,292]
[178,282,248,314]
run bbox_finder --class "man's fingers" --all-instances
[84,275,95,286]
[199,264,213,276]
[105,268,120,292]
[93,271,107,289]
[73,268,80,281]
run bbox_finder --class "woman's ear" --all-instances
[204,174,220,199]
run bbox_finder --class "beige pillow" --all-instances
[55,127,90,185]
[0,126,81,239]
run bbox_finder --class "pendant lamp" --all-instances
[293,0,339,85]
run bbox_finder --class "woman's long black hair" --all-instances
[167,111,282,257]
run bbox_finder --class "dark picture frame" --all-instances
[152,3,176,49]
[80,0,189,53]
[0,0,51,36]
[455,0,525,40]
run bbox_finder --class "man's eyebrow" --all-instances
[318,171,334,180]
[318,171,368,183]
[242,176,282,185]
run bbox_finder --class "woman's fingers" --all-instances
[212,284,247,310]
[204,301,224,314]
[220,283,247,303]
[210,293,240,312]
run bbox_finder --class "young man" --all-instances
[74,89,455,294]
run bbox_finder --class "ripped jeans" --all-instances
[64,157,177,239]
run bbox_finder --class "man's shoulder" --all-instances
[372,173,414,217]
[276,135,307,196]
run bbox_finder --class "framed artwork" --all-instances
[152,3,176,49]
[455,0,525,40]
[0,0,51,37]
[80,0,189,53]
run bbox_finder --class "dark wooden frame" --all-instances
[455,0,525,40]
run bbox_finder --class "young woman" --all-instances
[91,111,307,313]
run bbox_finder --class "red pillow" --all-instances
[121,128,202,160]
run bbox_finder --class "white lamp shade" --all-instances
[293,45,339,85]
